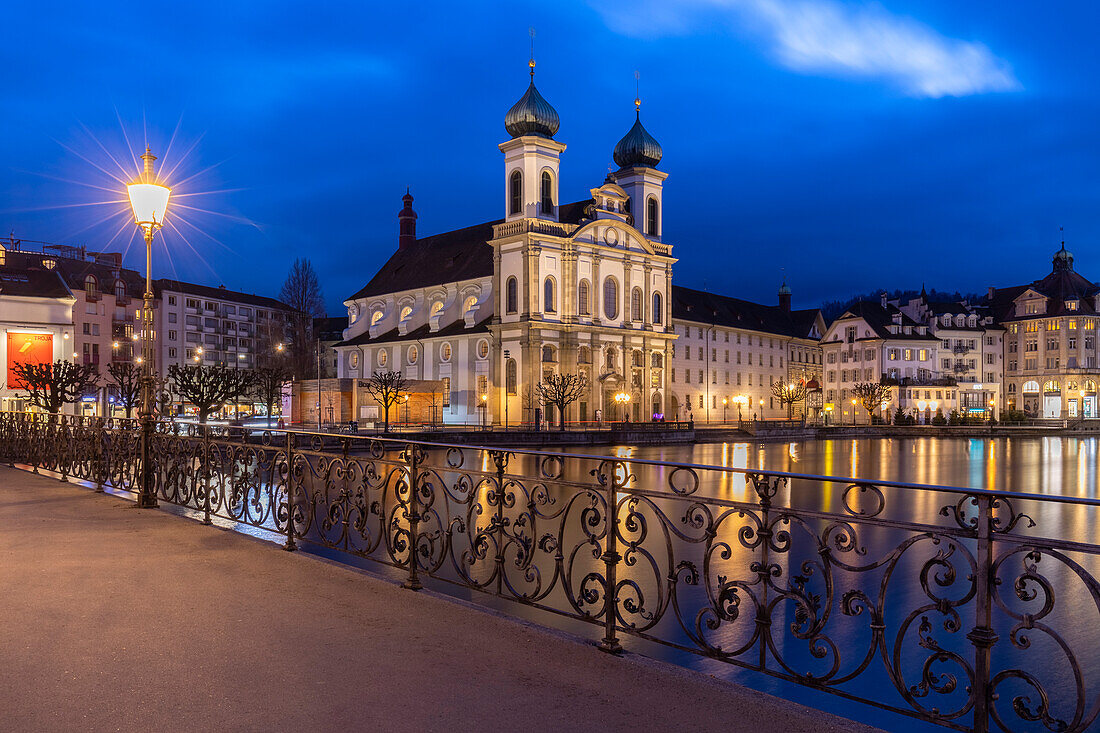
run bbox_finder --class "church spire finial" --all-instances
[634,70,641,117]
[529,27,536,79]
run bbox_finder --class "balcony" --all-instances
[951,344,971,355]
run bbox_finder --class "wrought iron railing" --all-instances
[1,410,1098,733]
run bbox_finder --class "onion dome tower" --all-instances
[613,99,663,169]
[504,60,560,139]
[778,279,792,312]
[610,90,668,239]
[499,56,566,222]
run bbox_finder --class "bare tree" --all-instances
[279,258,326,380]
[853,382,893,423]
[771,379,808,419]
[251,365,292,427]
[12,360,99,414]
[535,373,588,431]
[363,370,407,433]
[168,364,253,423]
[106,362,142,418]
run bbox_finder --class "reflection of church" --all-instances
[336,60,676,425]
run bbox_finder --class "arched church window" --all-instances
[540,171,553,214]
[542,345,556,362]
[578,346,591,364]
[506,359,518,394]
[506,277,518,314]
[544,277,556,313]
[631,287,643,321]
[578,280,590,315]
[603,277,619,320]
[651,352,663,368]
[652,292,663,324]
[509,170,522,215]
[646,196,659,236]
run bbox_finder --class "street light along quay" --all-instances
[126,147,171,508]
[614,391,630,422]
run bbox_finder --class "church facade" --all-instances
[335,66,813,427]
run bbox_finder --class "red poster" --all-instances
[7,333,53,389]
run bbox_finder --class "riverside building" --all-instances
[990,244,1100,419]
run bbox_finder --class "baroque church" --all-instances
[335,62,821,427]
[336,60,676,425]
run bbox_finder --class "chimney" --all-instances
[398,189,417,250]
[880,291,888,308]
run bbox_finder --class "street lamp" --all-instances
[479,393,488,429]
[126,146,170,509]
[404,393,411,426]
[503,348,510,431]
[851,398,858,426]
[722,397,728,424]
[614,391,631,422]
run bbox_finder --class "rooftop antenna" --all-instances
[529,27,536,79]
[1060,225,1065,248]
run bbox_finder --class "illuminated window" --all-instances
[407,345,418,364]
[440,343,452,361]
[477,340,489,359]
[378,350,388,367]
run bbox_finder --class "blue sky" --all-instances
[1,1,1096,314]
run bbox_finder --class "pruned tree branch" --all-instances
[535,372,587,431]
[12,360,99,414]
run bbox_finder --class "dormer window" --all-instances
[1066,300,1079,311]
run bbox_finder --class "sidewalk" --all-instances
[0,467,884,733]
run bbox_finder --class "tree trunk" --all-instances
[383,405,390,433]
[559,403,566,431]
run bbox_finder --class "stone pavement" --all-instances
[0,467,885,732]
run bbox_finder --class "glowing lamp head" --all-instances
[127,148,171,231]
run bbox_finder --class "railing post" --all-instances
[58,415,69,482]
[94,418,105,492]
[30,412,40,474]
[967,495,998,733]
[401,443,423,591]
[750,473,776,670]
[490,450,509,596]
[597,459,623,654]
[137,412,157,508]
[201,425,212,525]
[283,431,297,551]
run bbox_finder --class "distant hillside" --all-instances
[821,288,983,323]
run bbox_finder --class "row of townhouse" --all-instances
[0,239,295,416]
[821,244,1100,423]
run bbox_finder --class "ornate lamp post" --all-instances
[126,147,171,508]
[722,397,728,424]
[614,391,630,422]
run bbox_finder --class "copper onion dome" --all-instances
[504,61,560,139]
[613,102,662,169]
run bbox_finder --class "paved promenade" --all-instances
[0,467,883,733]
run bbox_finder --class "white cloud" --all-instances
[593,0,1021,98]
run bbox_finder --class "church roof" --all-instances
[335,315,492,348]
[672,285,820,339]
[346,200,596,302]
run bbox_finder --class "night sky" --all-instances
[2,1,1097,315]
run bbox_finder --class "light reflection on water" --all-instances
[548,437,1100,732]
